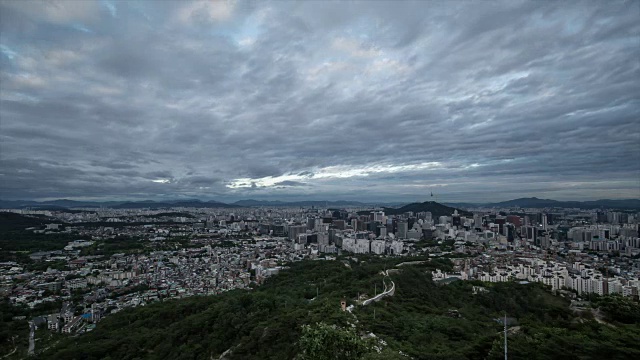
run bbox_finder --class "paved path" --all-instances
[361,270,395,306]
[28,322,35,356]
[1,347,17,359]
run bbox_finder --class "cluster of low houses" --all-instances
[431,259,640,298]
[29,302,102,334]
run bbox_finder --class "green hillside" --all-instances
[360,201,472,218]
[40,257,640,360]
[0,212,50,232]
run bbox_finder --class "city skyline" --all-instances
[1,0,639,202]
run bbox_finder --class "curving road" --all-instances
[361,271,395,306]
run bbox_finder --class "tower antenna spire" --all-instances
[504,313,508,360]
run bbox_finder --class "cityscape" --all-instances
[1,0,639,359]
[1,198,639,357]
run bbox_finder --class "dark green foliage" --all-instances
[26,259,67,272]
[0,299,64,357]
[0,212,51,232]
[486,320,640,360]
[0,231,76,252]
[591,294,640,324]
[358,201,472,218]
[40,260,381,360]
[0,230,77,266]
[0,300,29,356]
[299,322,373,360]
[140,212,195,218]
[72,221,182,227]
[37,259,640,360]
[79,236,146,256]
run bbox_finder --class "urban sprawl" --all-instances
[1,203,639,345]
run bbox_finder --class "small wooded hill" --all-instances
[40,257,640,360]
[0,212,50,232]
[359,201,472,218]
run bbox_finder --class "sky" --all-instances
[0,0,639,203]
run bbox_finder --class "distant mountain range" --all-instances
[444,197,640,210]
[0,199,375,210]
[115,200,239,209]
[231,199,371,207]
[0,197,638,210]
[0,199,240,210]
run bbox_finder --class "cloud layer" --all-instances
[1,0,639,202]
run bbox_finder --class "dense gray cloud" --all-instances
[0,0,638,202]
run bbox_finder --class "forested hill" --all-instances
[42,257,640,360]
[0,212,51,232]
[359,201,472,218]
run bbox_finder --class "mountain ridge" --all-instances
[1,197,638,210]
[365,201,473,218]
[445,197,640,210]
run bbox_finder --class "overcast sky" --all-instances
[0,0,639,203]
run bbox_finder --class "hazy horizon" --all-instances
[2,195,640,205]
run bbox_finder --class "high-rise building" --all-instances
[522,226,537,243]
[474,214,484,228]
[397,221,408,239]
[494,217,506,233]
[452,210,461,227]
[596,212,607,223]
[422,228,434,240]
[329,228,337,242]
[620,213,629,224]
[372,211,385,223]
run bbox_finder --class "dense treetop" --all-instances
[38,257,640,360]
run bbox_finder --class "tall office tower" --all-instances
[317,233,329,246]
[377,226,387,238]
[619,213,629,224]
[328,228,337,243]
[397,221,408,239]
[540,234,550,249]
[522,226,537,243]
[474,214,483,228]
[452,210,461,227]
[596,211,607,223]
[425,212,432,223]
[288,225,307,241]
[494,217,506,233]
[546,213,554,225]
